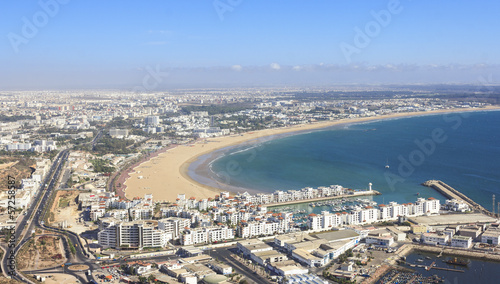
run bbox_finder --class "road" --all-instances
[207,245,271,284]
[1,149,98,283]
[2,141,181,284]
[91,130,103,151]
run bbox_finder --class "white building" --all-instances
[444,199,470,212]
[98,218,168,249]
[481,230,500,246]
[451,235,472,248]
[109,128,129,138]
[237,239,273,256]
[0,190,32,209]
[209,262,233,275]
[422,233,449,246]
[158,217,191,239]
[6,143,31,151]
[307,211,342,231]
[181,226,234,246]
[365,233,394,247]
[145,116,160,126]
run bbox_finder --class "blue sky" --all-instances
[1,0,499,89]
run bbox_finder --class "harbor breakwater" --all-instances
[422,180,493,216]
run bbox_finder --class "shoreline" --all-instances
[124,106,500,202]
[113,145,175,199]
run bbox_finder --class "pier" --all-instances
[425,261,435,270]
[408,261,464,273]
[422,180,493,216]
[430,266,464,273]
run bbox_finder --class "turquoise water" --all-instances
[191,110,500,209]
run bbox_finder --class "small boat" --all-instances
[445,257,469,266]
[385,158,390,169]
[416,258,424,262]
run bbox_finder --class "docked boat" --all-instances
[444,257,469,266]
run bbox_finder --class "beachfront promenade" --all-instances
[423,180,491,215]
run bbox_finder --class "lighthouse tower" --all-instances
[369,183,372,191]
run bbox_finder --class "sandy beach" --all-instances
[124,106,500,202]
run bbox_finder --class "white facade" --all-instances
[422,233,449,245]
[444,199,470,212]
[307,211,342,230]
[145,116,160,126]
[451,236,472,248]
[181,226,234,246]
[365,234,394,247]
[481,231,500,245]
[158,217,191,239]
[97,218,168,249]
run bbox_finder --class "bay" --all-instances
[193,111,500,209]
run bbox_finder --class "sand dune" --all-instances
[124,107,500,202]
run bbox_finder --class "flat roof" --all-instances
[323,239,353,250]
[208,261,232,269]
[278,265,308,272]
[315,230,359,241]
[183,263,213,273]
[181,246,203,253]
[293,249,321,261]
[180,254,212,263]
[482,231,500,237]
[293,239,328,251]
[239,241,272,252]
[409,213,496,226]
[253,250,286,259]
[452,235,472,240]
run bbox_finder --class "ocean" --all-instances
[190,110,500,209]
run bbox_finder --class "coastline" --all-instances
[124,106,500,202]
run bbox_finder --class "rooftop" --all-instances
[315,229,360,242]
[452,235,472,241]
[409,213,496,226]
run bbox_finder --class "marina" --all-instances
[392,251,500,283]
[376,269,445,284]
[269,196,379,228]
[263,189,381,207]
